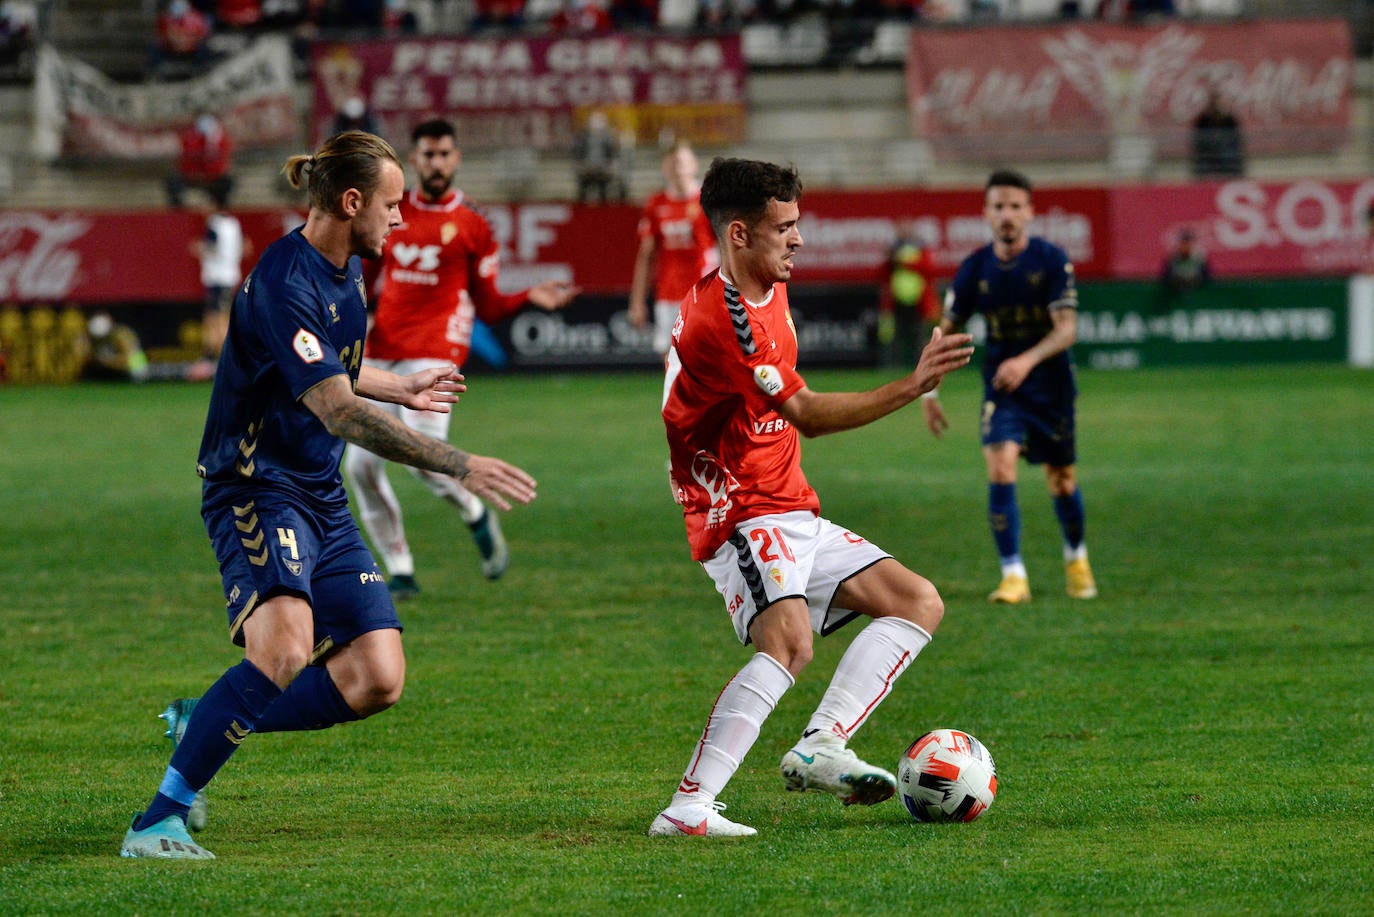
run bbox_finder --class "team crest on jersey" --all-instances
[1028,271,1043,288]
[769,568,785,589]
[441,222,458,245]
[293,329,324,363]
[754,364,784,397]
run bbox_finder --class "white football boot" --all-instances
[780,734,897,806]
[647,800,756,837]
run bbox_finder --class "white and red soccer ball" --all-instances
[897,728,997,823]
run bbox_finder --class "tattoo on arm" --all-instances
[332,400,471,480]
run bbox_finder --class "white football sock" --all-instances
[800,616,931,746]
[672,652,794,805]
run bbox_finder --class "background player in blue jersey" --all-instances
[120,131,539,860]
[921,169,1097,605]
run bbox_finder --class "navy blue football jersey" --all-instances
[197,228,369,511]
[945,236,1078,396]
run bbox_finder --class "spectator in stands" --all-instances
[1159,228,1211,294]
[549,0,614,33]
[572,109,624,204]
[81,312,149,383]
[381,0,418,32]
[332,95,378,136]
[469,0,526,31]
[148,0,214,81]
[0,0,36,72]
[167,112,235,209]
[1191,88,1244,179]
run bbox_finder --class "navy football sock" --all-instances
[137,659,281,830]
[253,665,360,733]
[988,482,1021,566]
[1054,488,1086,551]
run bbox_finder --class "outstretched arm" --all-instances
[777,328,973,438]
[357,363,466,413]
[524,279,580,312]
[303,375,536,510]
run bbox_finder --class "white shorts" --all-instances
[701,510,891,645]
[361,357,453,440]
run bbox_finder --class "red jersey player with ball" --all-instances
[345,119,578,596]
[648,158,974,837]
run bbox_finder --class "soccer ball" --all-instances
[896,728,997,823]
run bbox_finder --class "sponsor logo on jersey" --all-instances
[754,364,783,397]
[293,329,324,363]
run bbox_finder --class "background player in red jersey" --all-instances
[648,158,974,837]
[627,141,718,356]
[345,119,578,597]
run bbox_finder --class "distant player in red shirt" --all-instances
[344,119,577,596]
[628,142,717,355]
[648,158,974,838]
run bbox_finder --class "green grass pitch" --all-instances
[1,364,1371,914]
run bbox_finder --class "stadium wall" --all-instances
[0,278,1363,383]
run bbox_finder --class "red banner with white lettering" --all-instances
[7,179,1374,305]
[906,19,1352,160]
[309,34,748,150]
[1110,178,1374,280]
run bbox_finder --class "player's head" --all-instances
[701,158,802,238]
[983,168,1034,250]
[701,157,804,285]
[410,118,460,200]
[662,142,698,196]
[282,130,404,259]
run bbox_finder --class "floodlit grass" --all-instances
[1,364,1371,914]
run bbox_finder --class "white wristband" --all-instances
[921,389,940,401]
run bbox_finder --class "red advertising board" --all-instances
[907,19,1352,160]
[788,187,1111,282]
[310,35,748,150]
[1111,178,1374,280]
[6,179,1371,305]
[0,192,1107,305]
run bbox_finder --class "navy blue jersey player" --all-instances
[120,131,539,860]
[922,169,1097,604]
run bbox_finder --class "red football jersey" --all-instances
[663,270,818,561]
[366,189,526,365]
[637,189,716,304]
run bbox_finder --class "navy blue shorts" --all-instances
[204,493,401,661]
[980,392,1077,467]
